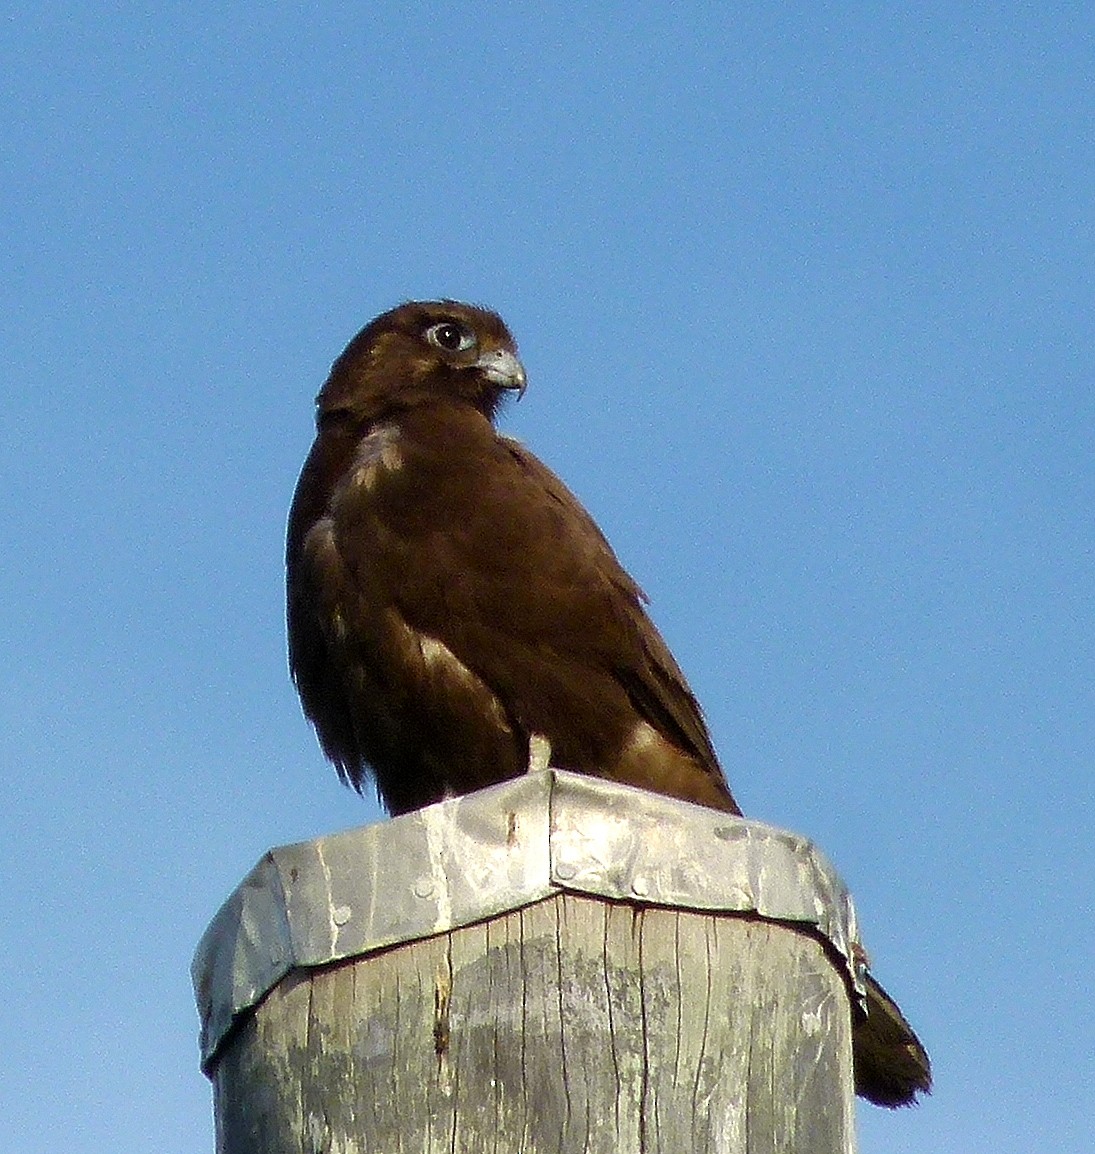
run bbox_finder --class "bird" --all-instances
[286,299,739,818]
[286,299,931,1108]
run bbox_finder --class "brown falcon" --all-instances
[286,299,931,1107]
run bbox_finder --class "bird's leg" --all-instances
[527,733,552,774]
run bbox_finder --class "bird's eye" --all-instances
[426,321,476,352]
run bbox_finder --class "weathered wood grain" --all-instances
[211,892,855,1154]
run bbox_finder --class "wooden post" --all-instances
[194,772,861,1153]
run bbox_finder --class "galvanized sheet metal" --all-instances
[192,770,867,1071]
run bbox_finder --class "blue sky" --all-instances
[3,5,1091,1151]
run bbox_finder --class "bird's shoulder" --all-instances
[320,405,630,580]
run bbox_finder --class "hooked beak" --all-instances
[476,347,527,399]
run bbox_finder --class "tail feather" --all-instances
[854,972,932,1107]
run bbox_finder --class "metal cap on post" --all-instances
[194,770,866,1153]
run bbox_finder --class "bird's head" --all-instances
[316,300,526,426]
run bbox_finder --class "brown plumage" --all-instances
[286,299,931,1107]
[287,300,738,817]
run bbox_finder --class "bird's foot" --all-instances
[527,733,552,774]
